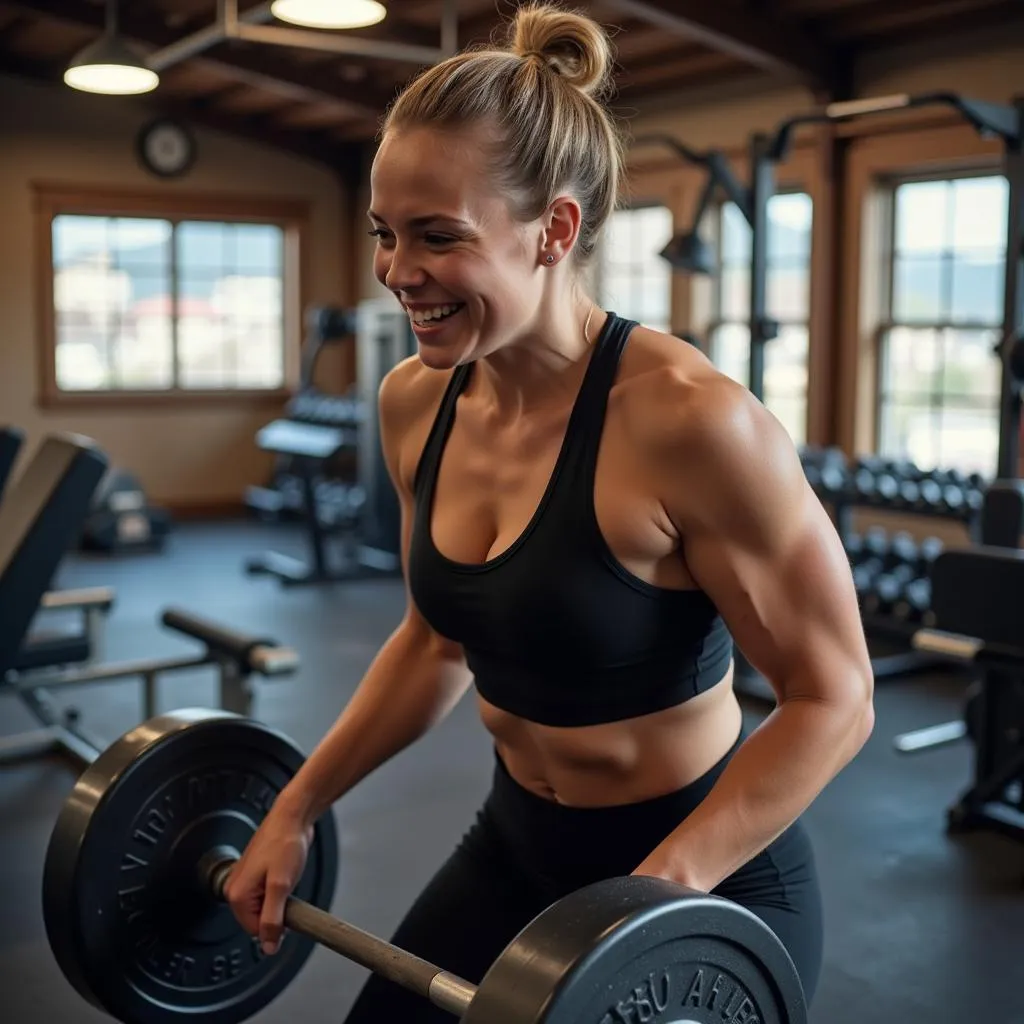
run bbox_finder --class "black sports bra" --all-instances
[407,312,733,727]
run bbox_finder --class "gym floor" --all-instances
[1,522,1022,1024]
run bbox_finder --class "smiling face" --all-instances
[369,126,557,369]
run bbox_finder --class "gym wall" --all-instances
[0,73,354,512]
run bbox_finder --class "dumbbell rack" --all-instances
[836,458,986,677]
[734,450,986,704]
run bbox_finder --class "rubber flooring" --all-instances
[1,521,1022,1024]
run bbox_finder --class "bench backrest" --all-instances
[930,545,1024,650]
[0,434,108,676]
[0,425,25,503]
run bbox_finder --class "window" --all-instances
[877,175,1007,476]
[35,186,307,403]
[707,192,813,445]
[596,205,674,333]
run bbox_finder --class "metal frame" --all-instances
[145,0,460,75]
[0,633,297,770]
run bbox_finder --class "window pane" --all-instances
[934,405,999,476]
[597,206,673,328]
[177,221,229,268]
[118,304,174,389]
[893,256,945,322]
[879,400,935,467]
[880,327,941,400]
[721,265,749,320]
[53,215,109,267]
[721,202,751,265]
[895,180,948,253]
[951,176,1008,251]
[767,262,809,320]
[234,224,283,273]
[940,328,1001,401]
[176,221,286,389]
[950,253,1004,323]
[710,322,749,386]
[764,324,808,445]
[112,218,171,269]
[768,193,812,262]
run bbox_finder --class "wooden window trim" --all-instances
[33,181,311,409]
[836,125,1003,455]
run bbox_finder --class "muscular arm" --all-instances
[634,372,874,892]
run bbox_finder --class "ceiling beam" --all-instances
[4,0,396,118]
[600,0,838,93]
[0,47,359,173]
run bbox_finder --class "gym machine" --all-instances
[79,466,173,554]
[41,707,807,1024]
[894,543,1024,843]
[245,300,413,585]
[0,434,300,770]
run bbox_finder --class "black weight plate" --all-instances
[463,875,806,1024]
[43,708,339,1024]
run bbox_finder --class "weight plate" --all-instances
[464,875,806,1024]
[43,709,338,1024]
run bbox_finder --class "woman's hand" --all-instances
[223,808,315,955]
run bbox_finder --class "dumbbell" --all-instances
[892,577,932,623]
[916,536,944,575]
[862,563,916,617]
[887,531,920,570]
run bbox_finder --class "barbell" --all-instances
[42,708,806,1023]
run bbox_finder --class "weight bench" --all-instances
[895,545,1024,841]
[0,431,301,770]
[246,418,395,585]
[1,605,300,769]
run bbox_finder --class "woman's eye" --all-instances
[425,233,457,246]
[367,228,392,240]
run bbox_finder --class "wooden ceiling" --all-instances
[1,0,1022,173]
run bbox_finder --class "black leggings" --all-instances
[342,740,823,1022]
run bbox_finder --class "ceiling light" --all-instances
[270,0,387,30]
[64,33,159,95]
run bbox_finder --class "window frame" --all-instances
[33,181,310,408]
[873,169,1007,472]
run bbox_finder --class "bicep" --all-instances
[686,488,870,704]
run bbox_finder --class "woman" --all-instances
[224,4,874,1018]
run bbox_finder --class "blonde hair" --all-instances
[380,2,625,265]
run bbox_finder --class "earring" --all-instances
[545,254,555,264]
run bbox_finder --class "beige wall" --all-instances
[0,74,352,508]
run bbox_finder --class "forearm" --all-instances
[273,622,471,829]
[642,683,873,892]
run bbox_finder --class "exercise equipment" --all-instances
[0,433,299,769]
[895,545,1024,841]
[43,708,807,1024]
[245,301,410,586]
[80,468,172,554]
[0,423,24,500]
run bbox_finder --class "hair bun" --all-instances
[510,3,613,97]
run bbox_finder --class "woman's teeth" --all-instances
[410,304,462,324]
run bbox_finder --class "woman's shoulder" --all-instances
[613,322,782,470]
